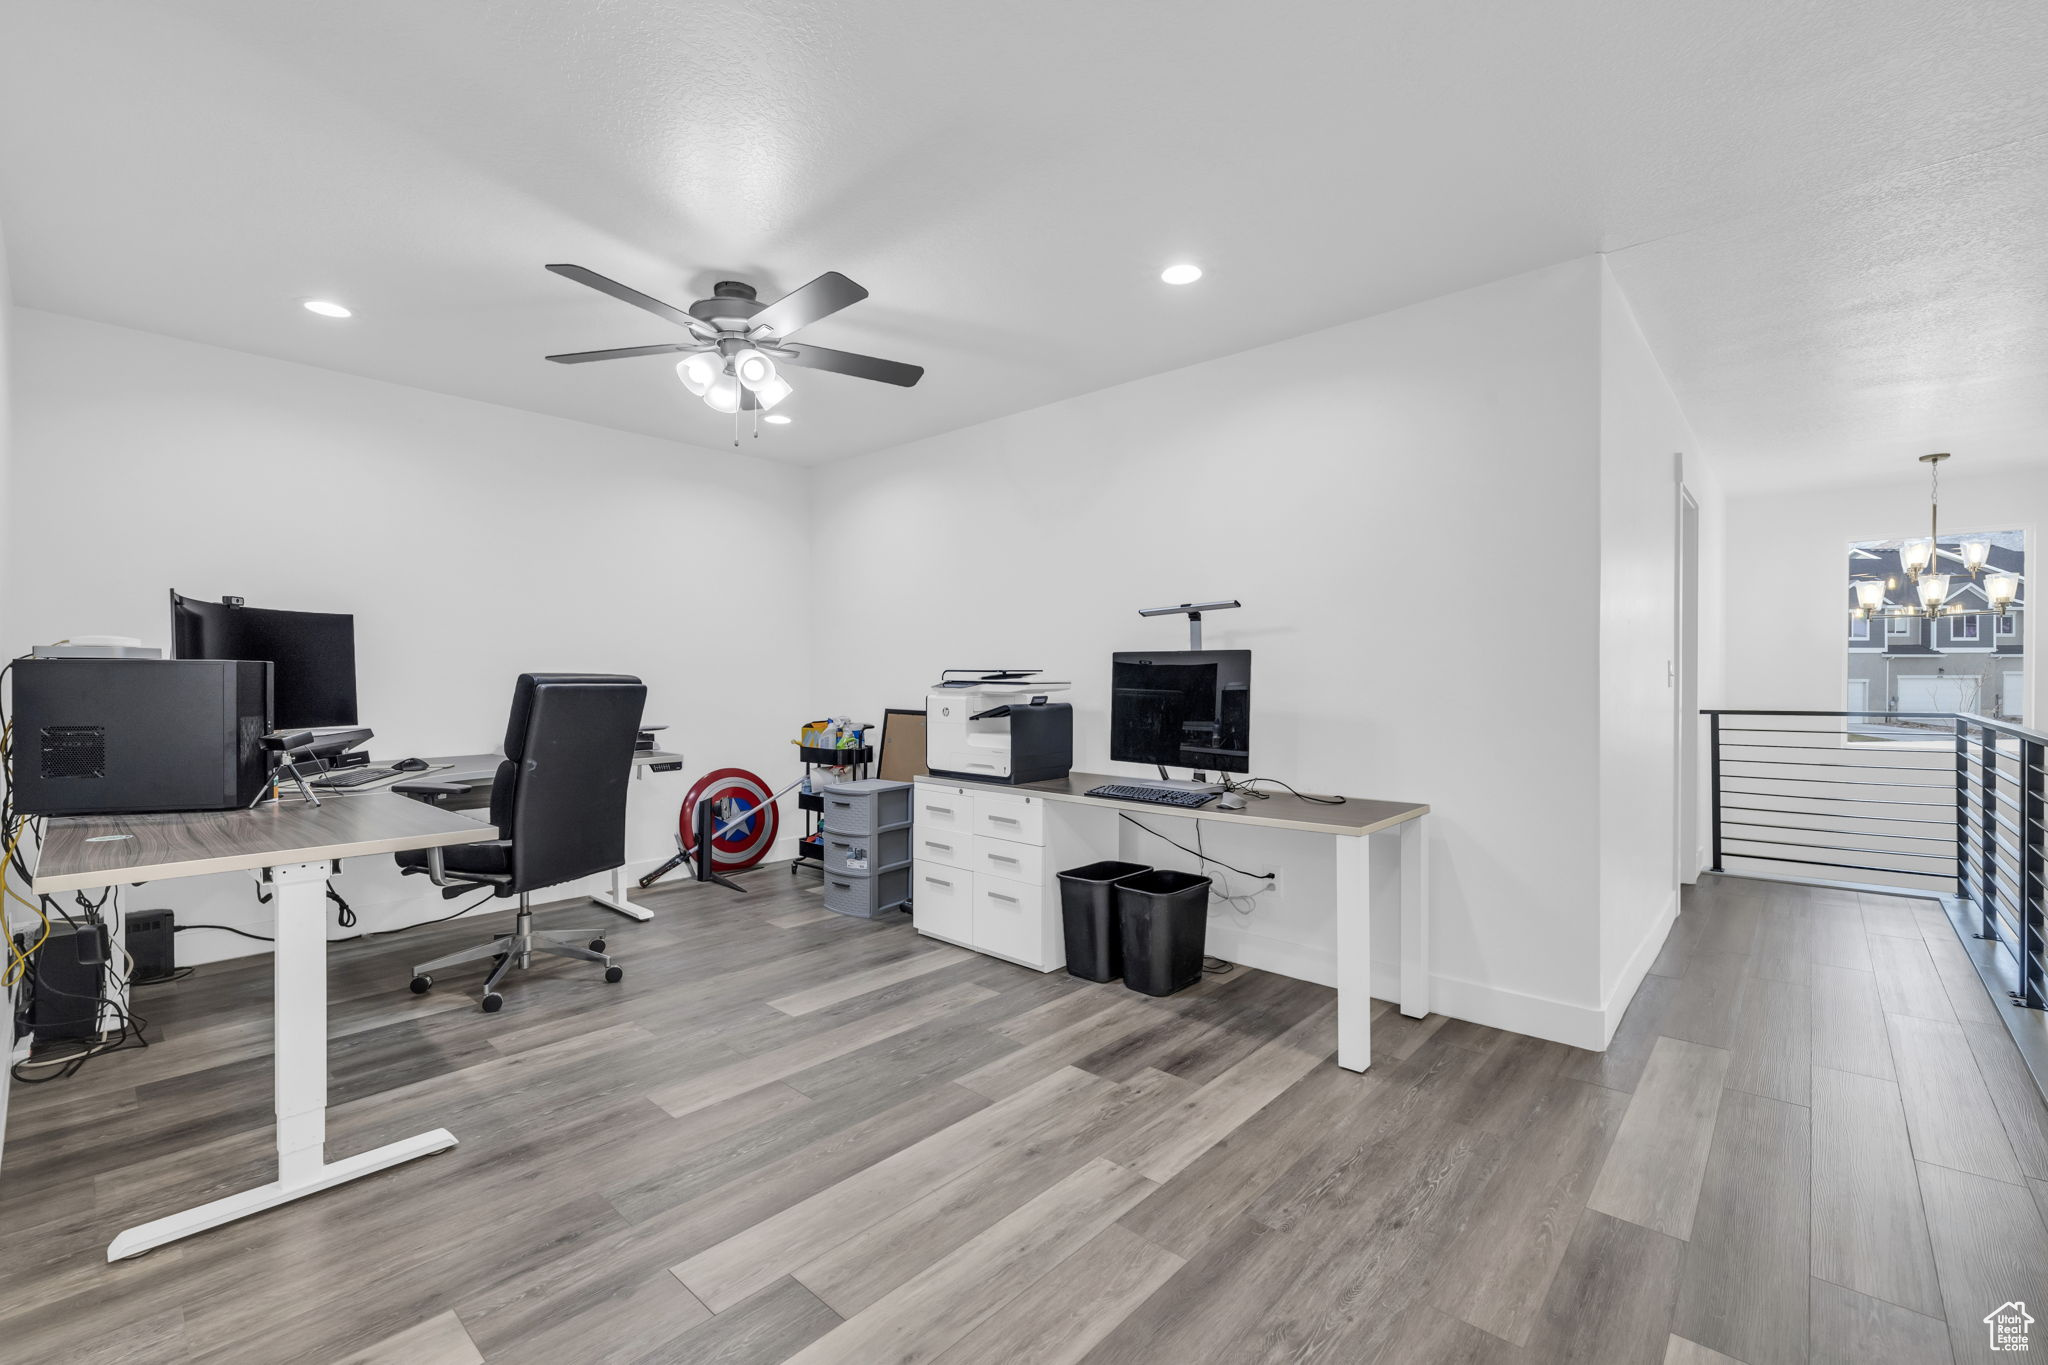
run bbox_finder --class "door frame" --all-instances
[1675,471,1702,886]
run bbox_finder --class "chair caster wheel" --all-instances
[604,966,624,984]
[589,938,606,953]
[410,975,433,994]
[481,992,504,1013]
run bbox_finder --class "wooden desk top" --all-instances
[32,792,502,894]
[918,771,1427,838]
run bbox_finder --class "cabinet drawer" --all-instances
[972,792,1045,846]
[970,835,1046,885]
[912,861,973,944]
[913,829,973,870]
[915,784,973,837]
[972,871,1049,967]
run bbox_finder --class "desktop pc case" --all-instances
[12,658,272,816]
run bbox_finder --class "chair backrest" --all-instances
[489,673,647,893]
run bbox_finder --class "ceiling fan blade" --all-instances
[545,342,705,364]
[748,271,869,338]
[776,342,923,387]
[546,264,717,339]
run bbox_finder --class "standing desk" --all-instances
[31,793,500,1261]
[915,772,1428,1071]
[360,748,684,922]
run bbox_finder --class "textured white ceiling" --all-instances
[1,1,2043,478]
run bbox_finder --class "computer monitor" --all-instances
[1110,649,1251,774]
[169,590,358,728]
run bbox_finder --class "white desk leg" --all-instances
[1335,834,1373,1072]
[590,863,653,922]
[1399,815,1429,1018]
[107,861,456,1261]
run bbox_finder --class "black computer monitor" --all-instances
[169,590,358,728]
[1110,649,1251,774]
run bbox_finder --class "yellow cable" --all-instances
[1,820,48,990]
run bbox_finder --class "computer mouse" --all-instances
[1216,792,1247,810]
[393,757,431,772]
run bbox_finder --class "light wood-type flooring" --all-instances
[3,871,2045,1363]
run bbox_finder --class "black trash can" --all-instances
[1116,869,1213,997]
[1057,861,1151,982]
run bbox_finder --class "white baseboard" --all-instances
[1598,889,1681,1048]
[1204,920,1607,1049]
[1426,970,1609,1051]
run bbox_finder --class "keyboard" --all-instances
[311,766,398,788]
[1085,784,1217,808]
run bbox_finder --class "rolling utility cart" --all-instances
[792,742,873,876]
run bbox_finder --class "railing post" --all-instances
[1708,712,1723,873]
[1982,728,2001,942]
[2021,737,2045,1011]
[1956,717,1969,902]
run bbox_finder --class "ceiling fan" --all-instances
[543,265,924,424]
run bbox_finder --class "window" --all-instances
[1847,531,2025,737]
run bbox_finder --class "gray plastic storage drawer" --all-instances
[823,827,912,876]
[821,864,913,919]
[819,779,914,835]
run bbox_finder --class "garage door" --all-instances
[2004,669,2026,720]
[1898,675,1980,714]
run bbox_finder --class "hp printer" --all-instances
[924,669,1074,785]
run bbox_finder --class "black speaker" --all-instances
[14,922,109,1043]
[127,910,176,984]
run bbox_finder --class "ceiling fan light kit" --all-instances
[545,267,924,445]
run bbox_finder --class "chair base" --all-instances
[410,896,619,1009]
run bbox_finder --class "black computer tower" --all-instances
[14,922,109,1043]
[12,658,272,815]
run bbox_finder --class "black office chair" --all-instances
[398,672,647,1012]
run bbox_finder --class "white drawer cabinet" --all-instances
[915,783,974,838]
[971,791,1045,845]
[914,828,973,870]
[911,861,973,945]
[973,872,1054,967]
[970,835,1045,885]
[913,777,1117,972]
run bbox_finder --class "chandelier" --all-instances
[1850,453,2021,623]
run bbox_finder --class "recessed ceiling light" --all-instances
[302,299,352,318]
[763,413,792,425]
[1159,263,1203,286]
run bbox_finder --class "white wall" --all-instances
[1595,262,1713,1032]
[0,211,15,1173]
[6,309,813,962]
[814,259,1616,1044]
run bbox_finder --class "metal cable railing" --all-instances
[1703,709,2045,1011]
